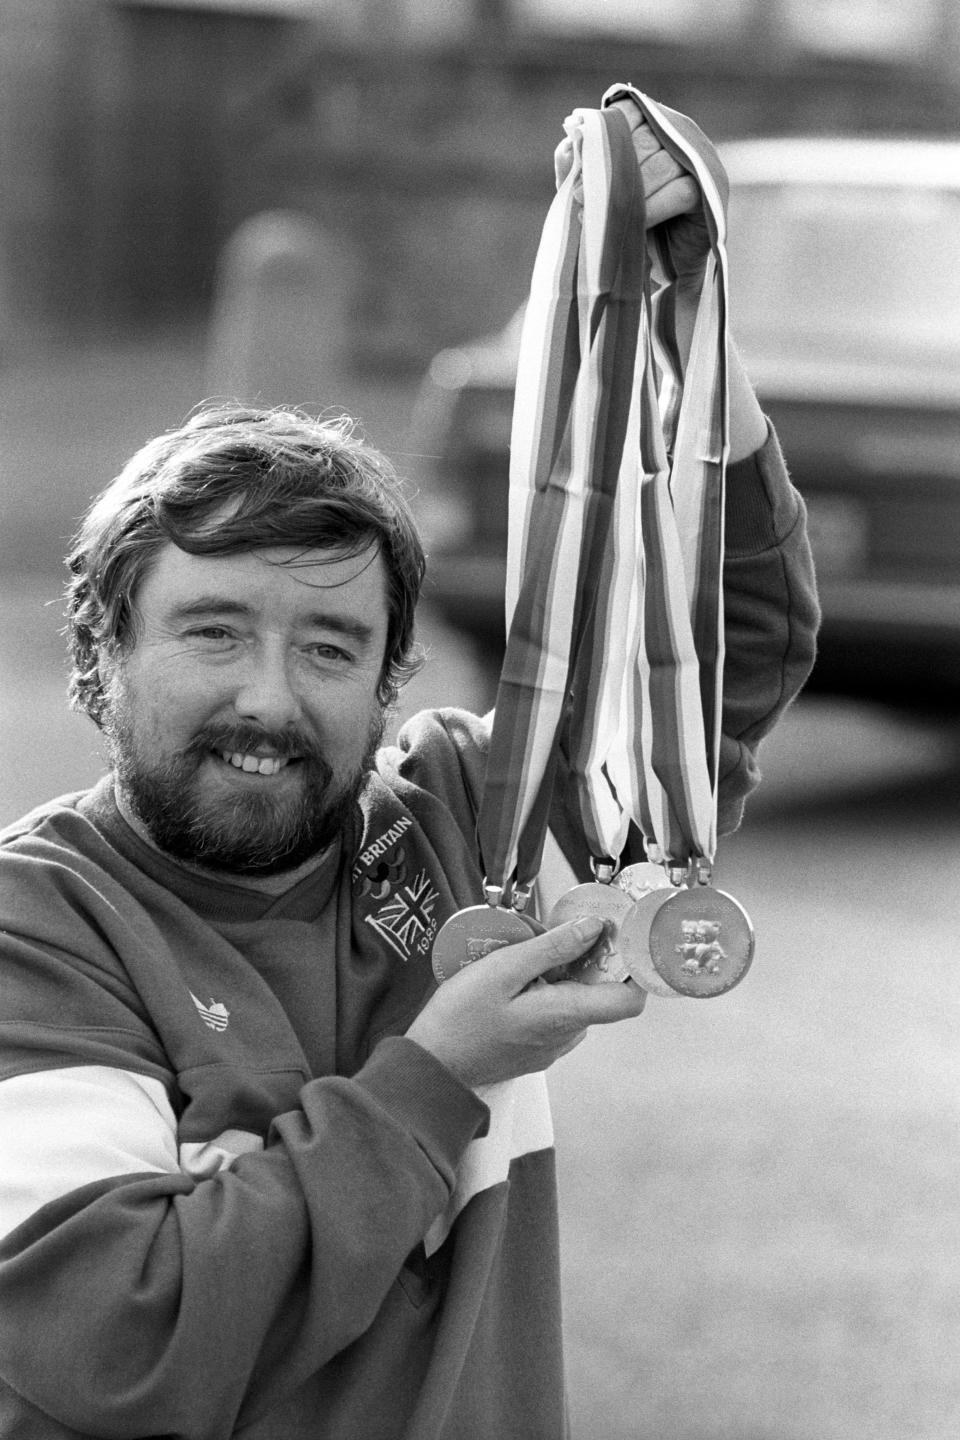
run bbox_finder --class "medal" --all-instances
[431,889,541,984]
[615,860,672,903]
[618,885,682,996]
[546,879,635,984]
[612,859,676,995]
[646,884,754,998]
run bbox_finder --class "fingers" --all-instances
[607,96,647,136]
[501,917,608,991]
[644,175,700,228]
[608,96,702,230]
[499,920,648,1021]
[410,917,648,1087]
[556,96,651,191]
[552,974,648,1024]
[561,99,699,230]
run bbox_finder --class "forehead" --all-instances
[137,542,390,636]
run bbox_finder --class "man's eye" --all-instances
[308,643,351,662]
[188,627,232,641]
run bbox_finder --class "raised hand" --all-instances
[553,94,712,285]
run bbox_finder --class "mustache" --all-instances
[185,722,330,766]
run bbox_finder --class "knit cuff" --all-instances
[359,1035,491,1155]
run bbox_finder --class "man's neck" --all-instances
[113,785,330,895]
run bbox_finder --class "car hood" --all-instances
[743,351,960,411]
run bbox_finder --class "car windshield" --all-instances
[727,182,960,373]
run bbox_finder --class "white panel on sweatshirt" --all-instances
[424,1069,554,1256]
[0,1066,179,1239]
[419,825,575,1256]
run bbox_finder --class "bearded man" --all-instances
[0,102,818,1440]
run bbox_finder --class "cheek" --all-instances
[311,695,383,763]
[111,658,222,748]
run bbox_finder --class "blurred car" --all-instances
[410,136,960,703]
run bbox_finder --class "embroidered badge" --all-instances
[352,817,413,896]
[190,993,231,1032]
[354,843,408,900]
[364,869,440,963]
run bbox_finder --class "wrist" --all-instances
[727,336,768,463]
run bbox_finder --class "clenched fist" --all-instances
[554,92,714,286]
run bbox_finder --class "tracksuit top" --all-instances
[0,428,819,1439]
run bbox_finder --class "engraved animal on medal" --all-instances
[675,919,725,976]
[431,882,544,984]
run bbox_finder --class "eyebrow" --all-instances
[167,597,378,646]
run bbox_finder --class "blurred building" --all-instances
[1,0,959,368]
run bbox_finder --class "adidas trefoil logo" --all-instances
[190,992,231,1032]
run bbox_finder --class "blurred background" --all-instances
[1,2,959,1437]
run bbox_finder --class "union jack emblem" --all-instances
[365,869,440,962]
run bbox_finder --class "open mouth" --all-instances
[215,749,300,777]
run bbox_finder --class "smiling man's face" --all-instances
[100,540,391,875]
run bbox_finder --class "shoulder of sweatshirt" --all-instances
[376,707,492,823]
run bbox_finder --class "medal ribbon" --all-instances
[477,104,645,895]
[573,84,731,869]
[479,84,730,895]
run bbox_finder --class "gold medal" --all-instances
[546,882,635,984]
[646,886,754,998]
[431,903,539,984]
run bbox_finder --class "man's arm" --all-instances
[727,337,769,463]
[0,1043,483,1435]
[0,848,489,1437]
[0,822,637,1437]
[716,419,820,832]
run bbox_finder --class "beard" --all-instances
[103,701,386,877]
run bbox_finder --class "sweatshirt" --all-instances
[0,428,819,1439]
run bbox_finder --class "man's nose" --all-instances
[233,645,302,729]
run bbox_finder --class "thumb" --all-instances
[500,916,606,992]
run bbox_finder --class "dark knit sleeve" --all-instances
[716,421,820,832]
[0,827,489,1438]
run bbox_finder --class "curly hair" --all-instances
[65,403,426,724]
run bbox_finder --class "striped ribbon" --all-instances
[477,84,730,895]
[614,83,730,867]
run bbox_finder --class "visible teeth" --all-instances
[219,751,289,776]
